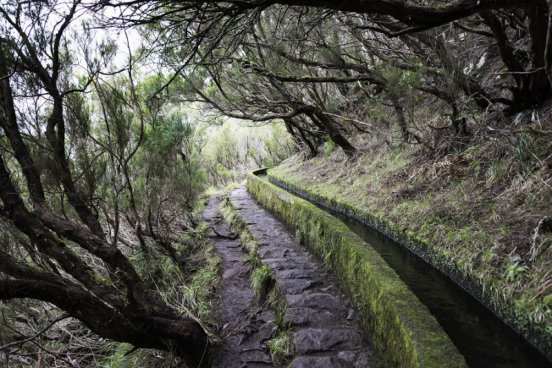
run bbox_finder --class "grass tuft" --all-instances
[251,263,275,301]
[268,332,293,364]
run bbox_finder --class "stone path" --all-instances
[203,196,275,368]
[230,187,376,368]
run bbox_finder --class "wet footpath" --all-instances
[203,196,275,367]
[206,187,376,367]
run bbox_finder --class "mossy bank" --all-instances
[246,173,466,368]
[267,143,552,360]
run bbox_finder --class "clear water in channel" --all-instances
[339,214,551,368]
[260,174,552,368]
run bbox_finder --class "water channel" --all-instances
[257,173,552,368]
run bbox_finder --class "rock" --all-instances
[293,328,361,353]
[223,267,246,280]
[286,307,343,326]
[277,279,322,294]
[337,351,371,368]
[292,356,336,368]
[286,293,345,311]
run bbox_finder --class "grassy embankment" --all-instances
[269,137,552,356]
[100,196,220,367]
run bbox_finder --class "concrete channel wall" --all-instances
[264,168,552,361]
[246,172,467,368]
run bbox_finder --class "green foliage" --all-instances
[181,262,220,320]
[142,108,208,206]
[202,120,295,187]
[505,263,528,283]
[485,159,507,187]
[323,140,336,155]
[376,64,422,93]
[99,342,183,368]
[251,263,274,301]
[268,332,293,364]
[513,133,532,173]
[245,249,261,266]
[398,70,422,87]
[99,343,135,368]
[468,159,481,175]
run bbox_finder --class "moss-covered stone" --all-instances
[265,168,552,359]
[246,173,467,368]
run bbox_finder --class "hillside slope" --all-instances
[270,133,552,356]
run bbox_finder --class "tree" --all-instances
[106,0,552,111]
[0,2,208,366]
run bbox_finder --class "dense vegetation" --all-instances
[1,0,551,366]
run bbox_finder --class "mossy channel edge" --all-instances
[247,171,467,368]
[263,167,552,362]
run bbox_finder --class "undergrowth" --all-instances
[99,204,220,367]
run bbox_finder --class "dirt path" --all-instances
[229,187,376,368]
[203,196,275,367]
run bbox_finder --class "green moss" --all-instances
[94,274,115,287]
[267,162,552,356]
[324,140,336,155]
[246,173,467,368]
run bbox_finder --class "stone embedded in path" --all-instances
[285,307,342,326]
[292,356,336,368]
[277,279,322,294]
[293,328,363,353]
[222,267,247,280]
[291,352,370,368]
[262,257,312,269]
[286,293,345,310]
[272,268,314,280]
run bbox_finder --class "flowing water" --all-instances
[258,173,552,368]
[339,215,551,368]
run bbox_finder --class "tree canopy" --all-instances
[1,0,552,366]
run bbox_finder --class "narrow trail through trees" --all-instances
[227,187,376,367]
[203,196,275,367]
